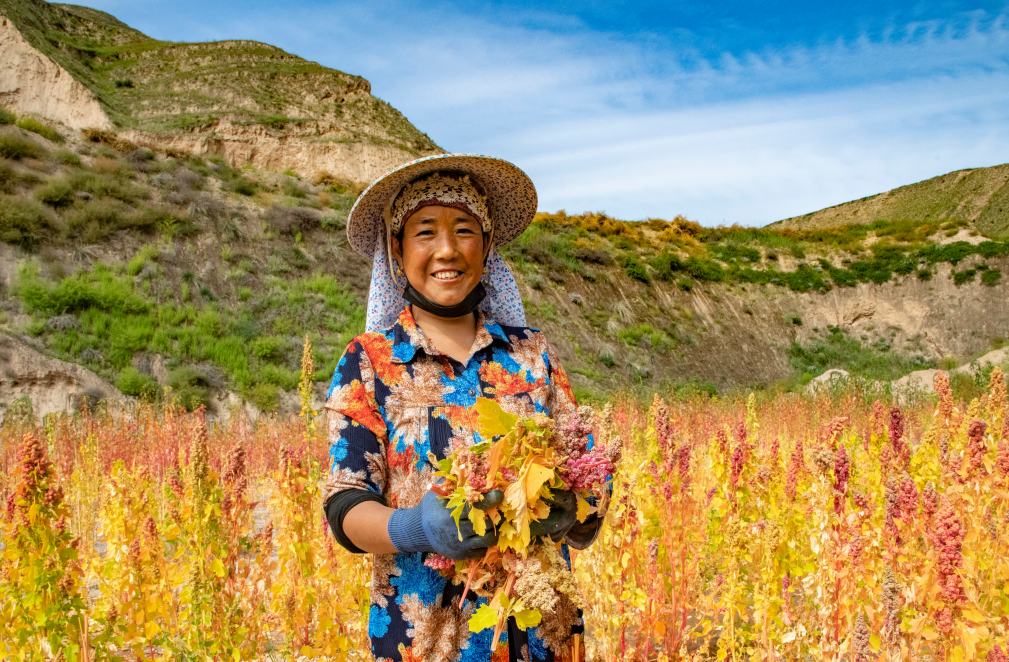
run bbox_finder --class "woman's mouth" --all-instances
[432,270,463,281]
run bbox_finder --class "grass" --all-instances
[16,117,62,143]
[10,255,363,406]
[789,326,937,382]
[0,135,45,160]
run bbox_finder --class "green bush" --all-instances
[0,196,55,248]
[251,335,286,360]
[16,263,149,315]
[0,162,14,193]
[621,255,649,283]
[0,135,45,160]
[35,179,75,207]
[245,382,278,412]
[16,118,62,143]
[982,269,1002,286]
[64,200,125,243]
[261,364,299,390]
[227,177,258,196]
[0,107,15,125]
[281,178,306,198]
[167,366,211,411]
[115,366,160,401]
[52,149,81,167]
[953,269,976,285]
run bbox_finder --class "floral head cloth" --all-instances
[388,172,492,236]
[365,171,526,332]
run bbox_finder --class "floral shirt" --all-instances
[323,306,585,662]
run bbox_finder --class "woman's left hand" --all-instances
[529,489,578,540]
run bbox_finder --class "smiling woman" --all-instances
[321,154,600,662]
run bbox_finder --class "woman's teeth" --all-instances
[433,271,461,280]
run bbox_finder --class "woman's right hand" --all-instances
[388,490,499,560]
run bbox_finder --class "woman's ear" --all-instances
[391,233,404,272]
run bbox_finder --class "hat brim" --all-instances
[346,154,538,258]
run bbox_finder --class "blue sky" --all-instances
[81,0,1009,225]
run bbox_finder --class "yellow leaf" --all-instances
[514,609,542,630]
[469,604,500,633]
[144,621,160,638]
[468,506,487,536]
[525,463,554,502]
[475,397,519,438]
[576,493,594,523]
[211,558,226,578]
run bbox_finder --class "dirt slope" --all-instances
[0,0,441,184]
[773,164,1009,238]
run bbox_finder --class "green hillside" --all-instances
[773,164,1009,238]
[0,0,438,155]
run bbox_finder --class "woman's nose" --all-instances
[432,231,461,259]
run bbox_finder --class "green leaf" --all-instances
[469,604,500,633]
[513,609,542,630]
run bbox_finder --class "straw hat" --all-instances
[346,154,538,258]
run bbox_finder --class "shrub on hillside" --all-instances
[0,135,45,160]
[81,128,136,152]
[226,177,259,196]
[115,366,160,401]
[619,254,649,283]
[0,107,15,125]
[52,149,81,167]
[16,118,62,143]
[265,205,320,235]
[65,200,125,243]
[167,366,211,411]
[0,161,14,193]
[35,179,75,208]
[982,268,1002,286]
[0,196,56,248]
[244,382,279,412]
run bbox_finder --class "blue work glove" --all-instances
[529,489,578,541]
[387,490,499,560]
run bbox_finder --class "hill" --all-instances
[1,115,1008,419]
[772,164,1009,239]
[0,0,441,183]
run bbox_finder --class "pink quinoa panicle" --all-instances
[989,643,1009,662]
[934,371,954,427]
[966,419,988,478]
[833,443,850,514]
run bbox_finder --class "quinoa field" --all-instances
[2,362,1008,662]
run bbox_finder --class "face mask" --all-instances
[402,282,487,319]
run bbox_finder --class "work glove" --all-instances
[387,490,499,560]
[529,489,579,541]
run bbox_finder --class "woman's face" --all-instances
[393,205,489,310]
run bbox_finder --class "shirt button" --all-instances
[469,389,476,397]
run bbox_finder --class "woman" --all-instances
[323,154,602,662]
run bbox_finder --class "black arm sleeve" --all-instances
[324,488,389,554]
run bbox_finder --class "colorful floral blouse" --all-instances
[323,306,585,662]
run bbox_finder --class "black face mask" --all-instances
[403,281,486,319]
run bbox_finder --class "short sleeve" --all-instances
[322,340,389,505]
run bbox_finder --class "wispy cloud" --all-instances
[83,0,1009,224]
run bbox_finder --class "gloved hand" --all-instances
[387,490,499,560]
[529,489,578,541]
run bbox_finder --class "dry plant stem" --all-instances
[459,557,483,609]
[491,571,518,652]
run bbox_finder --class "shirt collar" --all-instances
[389,306,511,364]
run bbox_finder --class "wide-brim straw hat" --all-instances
[347,154,538,258]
